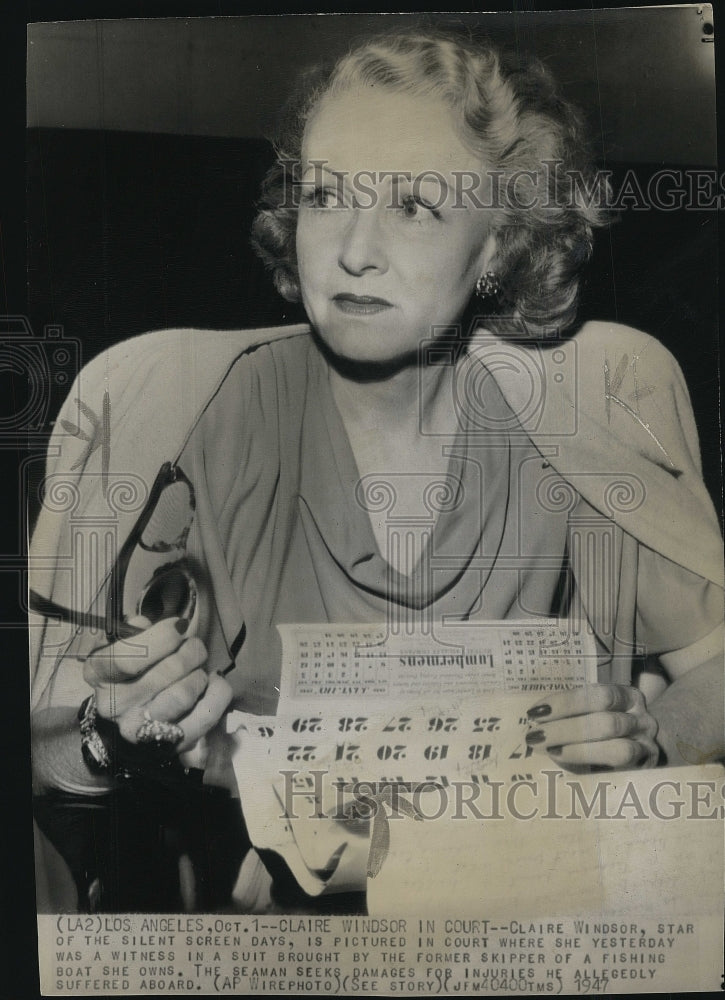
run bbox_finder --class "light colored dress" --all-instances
[30,322,723,756]
[28,321,724,909]
[183,331,718,708]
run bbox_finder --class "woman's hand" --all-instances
[83,616,232,754]
[526,684,660,770]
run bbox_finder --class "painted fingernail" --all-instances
[527,704,551,720]
[175,618,190,634]
[526,729,546,745]
[548,745,563,755]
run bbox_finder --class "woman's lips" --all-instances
[332,293,393,315]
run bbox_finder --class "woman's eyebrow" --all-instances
[297,165,450,192]
[299,163,348,183]
[392,172,450,197]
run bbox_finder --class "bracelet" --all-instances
[78,694,188,782]
[78,694,112,773]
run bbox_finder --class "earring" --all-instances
[475,271,502,300]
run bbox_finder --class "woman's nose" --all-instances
[337,206,388,276]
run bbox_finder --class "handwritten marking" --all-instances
[61,394,111,489]
[367,784,426,879]
[605,354,675,468]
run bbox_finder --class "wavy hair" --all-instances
[251,30,610,338]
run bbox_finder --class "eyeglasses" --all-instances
[30,463,244,673]
[30,462,195,639]
[107,460,198,641]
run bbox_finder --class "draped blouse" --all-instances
[179,332,720,733]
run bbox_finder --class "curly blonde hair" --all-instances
[251,30,610,338]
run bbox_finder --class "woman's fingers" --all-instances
[143,666,209,721]
[176,673,233,752]
[525,684,660,770]
[115,667,210,742]
[526,709,654,750]
[548,736,660,770]
[527,684,645,722]
[83,617,192,687]
[123,637,207,707]
[93,634,207,720]
[79,613,228,753]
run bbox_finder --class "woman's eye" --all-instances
[316,187,339,208]
[300,185,346,209]
[399,194,441,220]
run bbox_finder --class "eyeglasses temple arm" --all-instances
[29,589,142,640]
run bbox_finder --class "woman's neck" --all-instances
[327,355,458,439]
[325,352,463,575]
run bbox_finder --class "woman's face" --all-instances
[296,86,497,367]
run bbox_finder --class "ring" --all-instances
[136,712,184,747]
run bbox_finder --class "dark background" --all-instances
[3,5,723,1000]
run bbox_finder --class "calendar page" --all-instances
[228,621,597,896]
[278,621,595,700]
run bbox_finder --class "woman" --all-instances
[30,31,724,910]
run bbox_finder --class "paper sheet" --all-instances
[229,620,598,895]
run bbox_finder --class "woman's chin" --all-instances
[310,324,419,378]
[320,340,419,379]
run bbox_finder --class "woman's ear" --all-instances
[476,232,499,276]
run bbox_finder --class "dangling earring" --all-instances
[475,271,501,301]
